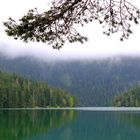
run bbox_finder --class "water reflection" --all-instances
[0,110,77,140]
[34,111,140,140]
[117,112,140,129]
[1,110,140,140]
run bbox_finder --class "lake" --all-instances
[1,108,140,140]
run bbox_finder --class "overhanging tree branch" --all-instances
[3,0,140,49]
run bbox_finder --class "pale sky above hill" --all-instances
[0,0,140,60]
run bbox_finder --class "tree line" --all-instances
[113,86,140,107]
[0,71,76,108]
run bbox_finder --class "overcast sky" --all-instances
[0,0,140,61]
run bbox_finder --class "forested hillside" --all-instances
[113,86,140,107]
[1,55,140,106]
[0,71,75,108]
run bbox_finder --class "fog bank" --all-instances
[1,40,140,62]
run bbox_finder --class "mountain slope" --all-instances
[113,86,140,107]
[0,71,76,108]
[0,55,140,106]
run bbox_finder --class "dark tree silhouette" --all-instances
[3,0,140,49]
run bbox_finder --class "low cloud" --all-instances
[1,39,140,62]
[1,0,140,62]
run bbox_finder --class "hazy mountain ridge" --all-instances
[0,55,140,106]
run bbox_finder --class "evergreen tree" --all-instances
[113,86,140,107]
[0,71,76,108]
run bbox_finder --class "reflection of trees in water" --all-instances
[0,110,77,140]
[116,112,140,129]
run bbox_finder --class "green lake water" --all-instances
[1,109,140,140]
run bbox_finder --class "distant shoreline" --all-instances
[1,107,140,111]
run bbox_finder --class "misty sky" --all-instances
[0,0,140,61]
